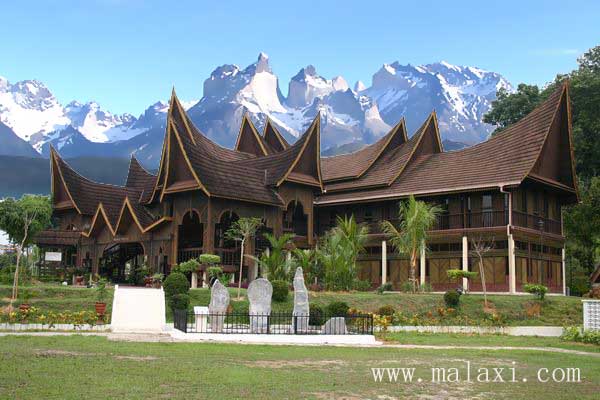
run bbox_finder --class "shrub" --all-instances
[198,254,221,265]
[177,259,200,274]
[400,281,413,293]
[163,272,190,299]
[308,282,324,292]
[327,301,350,317]
[272,280,289,302]
[377,305,395,316]
[353,280,372,291]
[377,282,393,293]
[419,282,432,292]
[309,304,325,326]
[523,283,548,300]
[561,327,600,345]
[444,290,461,307]
[207,266,224,280]
[169,293,190,311]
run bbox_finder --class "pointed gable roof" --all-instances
[324,114,439,192]
[233,114,323,189]
[165,94,283,205]
[316,82,575,205]
[50,147,127,216]
[125,156,157,204]
[263,118,289,152]
[234,113,269,156]
[528,83,578,193]
[83,203,116,237]
[321,118,408,182]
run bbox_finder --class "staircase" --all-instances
[111,285,166,333]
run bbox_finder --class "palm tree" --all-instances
[253,233,295,281]
[318,215,369,291]
[381,196,441,293]
[225,217,263,299]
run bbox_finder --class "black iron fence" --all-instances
[173,310,373,335]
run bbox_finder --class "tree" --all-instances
[252,232,294,281]
[469,237,495,308]
[318,215,369,291]
[225,217,262,299]
[0,195,52,305]
[446,269,478,293]
[381,196,441,293]
[292,248,320,284]
[483,84,541,133]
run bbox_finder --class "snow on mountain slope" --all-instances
[189,54,390,151]
[362,61,512,144]
[0,54,512,164]
[0,78,69,143]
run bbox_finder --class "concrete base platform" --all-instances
[169,330,380,346]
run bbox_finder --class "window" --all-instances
[482,194,492,211]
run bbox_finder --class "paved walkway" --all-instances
[1,331,599,357]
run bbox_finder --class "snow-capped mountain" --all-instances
[0,76,195,152]
[362,61,511,144]
[0,54,512,167]
[64,101,139,142]
[189,53,391,150]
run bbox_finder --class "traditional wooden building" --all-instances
[36,82,578,294]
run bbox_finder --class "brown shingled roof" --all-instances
[321,118,408,182]
[316,83,572,205]
[234,113,270,156]
[232,114,322,188]
[50,147,127,217]
[166,97,284,205]
[324,113,440,192]
[263,118,289,152]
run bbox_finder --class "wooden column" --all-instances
[419,241,426,286]
[508,233,516,294]
[561,247,566,295]
[203,197,214,254]
[381,241,387,285]
[462,236,469,291]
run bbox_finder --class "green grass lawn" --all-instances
[1,284,583,327]
[0,335,598,399]
[0,284,114,317]
[381,331,600,353]
[186,288,583,326]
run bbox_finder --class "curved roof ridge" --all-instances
[321,118,408,182]
[234,112,269,156]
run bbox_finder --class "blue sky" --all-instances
[1,0,599,115]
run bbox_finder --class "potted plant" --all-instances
[152,273,164,288]
[19,289,31,312]
[95,278,108,318]
[74,266,85,286]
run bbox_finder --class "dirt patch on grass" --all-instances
[246,359,348,369]
[113,355,159,361]
[311,392,364,400]
[36,349,96,357]
[35,349,159,361]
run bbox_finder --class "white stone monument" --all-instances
[293,267,310,333]
[248,278,272,333]
[209,279,229,333]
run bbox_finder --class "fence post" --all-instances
[293,316,297,334]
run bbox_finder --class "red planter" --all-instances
[95,302,107,316]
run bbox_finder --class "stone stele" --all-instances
[247,278,273,333]
[322,317,348,335]
[293,267,310,333]
[209,279,229,332]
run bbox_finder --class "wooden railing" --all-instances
[215,247,241,267]
[512,211,561,235]
[177,247,203,263]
